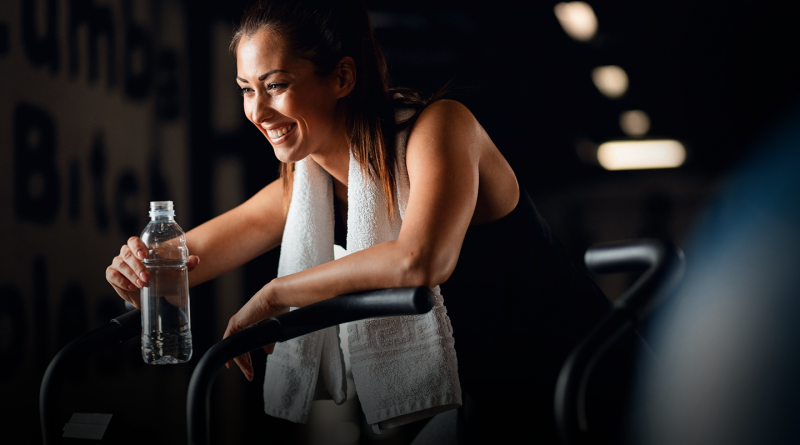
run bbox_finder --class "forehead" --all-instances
[236,29,306,76]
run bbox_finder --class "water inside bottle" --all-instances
[141,260,193,364]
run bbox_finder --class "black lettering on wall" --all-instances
[156,49,180,120]
[13,102,61,224]
[89,133,110,231]
[33,256,50,371]
[68,159,81,221]
[21,0,59,72]
[115,170,140,235]
[123,0,153,100]
[57,282,88,381]
[0,285,27,381]
[68,0,117,87]
[0,22,9,57]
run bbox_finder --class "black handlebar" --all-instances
[555,239,685,445]
[186,286,435,445]
[39,308,142,445]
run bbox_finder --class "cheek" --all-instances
[243,100,254,122]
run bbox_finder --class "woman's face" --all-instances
[236,30,344,163]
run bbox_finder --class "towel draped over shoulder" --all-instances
[263,108,462,431]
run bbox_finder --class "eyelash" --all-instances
[237,83,288,96]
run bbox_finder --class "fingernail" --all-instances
[136,279,144,288]
[226,363,230,369]
[137,250,145,259]
[139,271,148,281]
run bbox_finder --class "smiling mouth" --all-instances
[266,123,296,140]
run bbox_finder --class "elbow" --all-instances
[397,247,455,289]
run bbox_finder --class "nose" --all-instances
[249,92,274,125]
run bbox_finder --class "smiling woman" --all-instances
[103,0,610,443]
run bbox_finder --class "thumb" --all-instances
[186,255,200,272]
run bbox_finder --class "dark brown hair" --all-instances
[230,0,447,216]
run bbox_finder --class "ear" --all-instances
[333,56,356,99]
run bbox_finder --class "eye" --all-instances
[267,83,288,91]
[237,86,254,96]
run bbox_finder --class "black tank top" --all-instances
[335,186,610,442]
[441,187,610,441]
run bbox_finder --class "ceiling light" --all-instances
[597,140,686,170]
[620,110,651,137]
[554,2,598,41]
[592,65,629,98]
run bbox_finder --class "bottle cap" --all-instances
[149,201,175,218]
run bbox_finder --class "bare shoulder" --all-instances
[406,99,484,161]
[411,99,481,136]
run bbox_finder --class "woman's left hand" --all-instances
[223,283,288,381]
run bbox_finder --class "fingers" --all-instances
[111,255,144,289]
[105,267,141,309]
[241,353,254,380]
[119,243,150,287]
[186,255,200,272]
[223,313,264,381]
[126,236,148,262]
[227,353,254,381]
[263,343,276,354]
[106,265,136,292]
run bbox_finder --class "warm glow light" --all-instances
[592,65,628,98]
[554,2,598,41]
[597,140,686,170]
[620,110,651,137]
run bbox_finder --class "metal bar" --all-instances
[555,239,685,445]
[39,309,141,445]
[187,286,434,445]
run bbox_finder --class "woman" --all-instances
[105,0,609,442]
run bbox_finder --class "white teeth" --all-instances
[267,123,294,139]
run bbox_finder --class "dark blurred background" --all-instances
[1,0,799,444]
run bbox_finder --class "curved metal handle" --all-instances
[40,308,141,445]
[585,238,685,321]
[187,286,435,445]
[556,239,685,445]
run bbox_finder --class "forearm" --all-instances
[266,239,445,310]
[186,178,286,287]
[186,214,281,287]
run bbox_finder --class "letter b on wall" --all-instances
[14,103,61,224]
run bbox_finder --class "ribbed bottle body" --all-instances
[140,201,192,365]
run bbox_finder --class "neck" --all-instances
[310,102,351,194]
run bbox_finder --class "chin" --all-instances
[272,145,310,164]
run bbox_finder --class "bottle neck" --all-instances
[150,215,175,222]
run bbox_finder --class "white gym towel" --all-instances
[263,109,462,430]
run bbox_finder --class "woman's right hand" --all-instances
[106,236,200,309]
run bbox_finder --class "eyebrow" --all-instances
[236,69,289,83]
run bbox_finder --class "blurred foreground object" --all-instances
[633,103,800,445]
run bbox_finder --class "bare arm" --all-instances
[106,177,288,308]
[224,100,517,377]
[186,177,287,287]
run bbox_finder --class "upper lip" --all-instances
[261,122,295,131]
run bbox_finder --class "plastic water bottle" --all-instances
[140,201,192,364]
